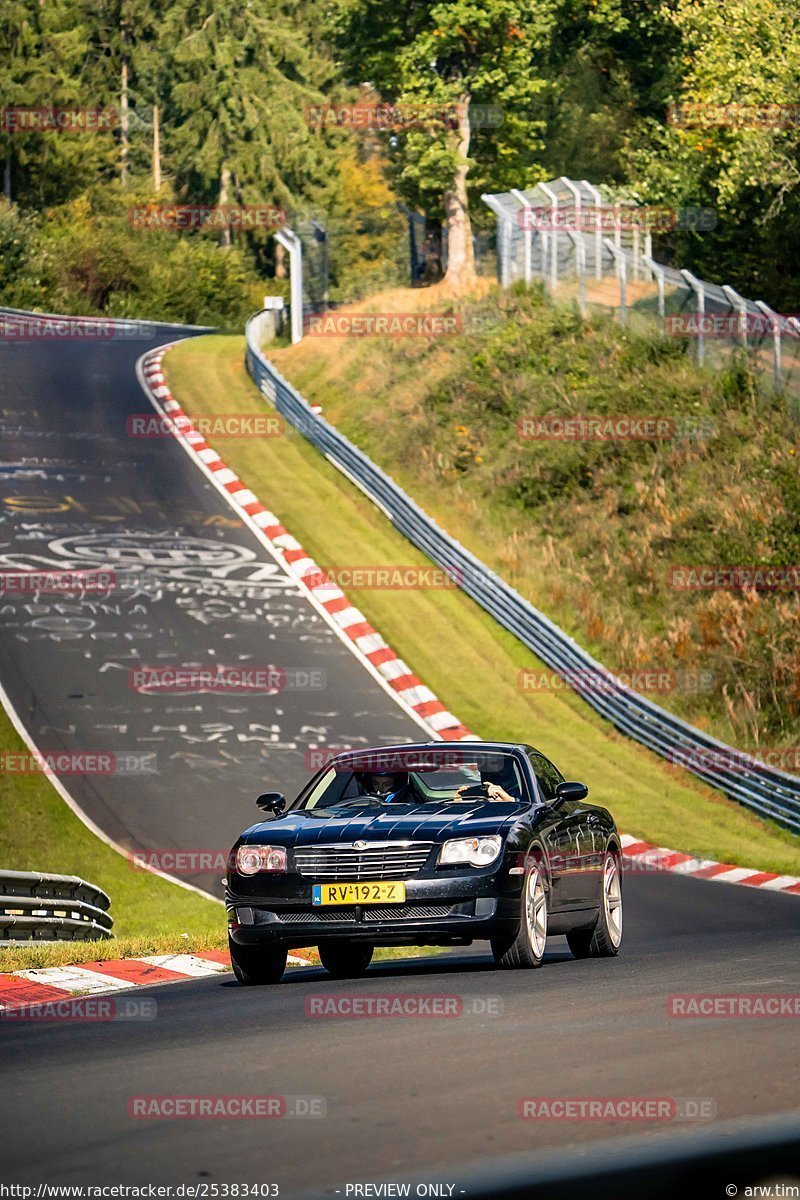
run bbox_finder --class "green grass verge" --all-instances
[0,930,228,974]
[0,937,438,974]
[163,334,800,876]
[0,704,223,946]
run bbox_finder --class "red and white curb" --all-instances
[138,346,471,742]
[620,834,800,893]
[0,950,313,1012]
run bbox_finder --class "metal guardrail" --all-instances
[245,314,800,835]
[0,869,113,944]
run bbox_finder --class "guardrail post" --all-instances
[274,227,304,344]
[482,194,513,288]
[755,300,782,390]
[511,189,532,285]
[681,269,706,366]
[581,180,604,280]
[559,176,583,262]
[632,223,640,279]
[566,230,587,314]
[722,283,749,349]
[537,181,560,290]
[604,238,627,326]
[643,255,665,320]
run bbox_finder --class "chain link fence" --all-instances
[483,177,800,413]
[283,205,496,313]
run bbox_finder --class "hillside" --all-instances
[269,284,800,761]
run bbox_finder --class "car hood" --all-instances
[241,801,521,846]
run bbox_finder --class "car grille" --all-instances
[292,841,433,880]
[275,904,456,924]
[278,908,357,923]
[363,904,454,922]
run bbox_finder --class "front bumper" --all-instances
[226,870,521,948]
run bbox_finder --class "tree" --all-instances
[0,0,119,206]
[331,0,557,291]
[624,0,800,305]
[161,0,338,249]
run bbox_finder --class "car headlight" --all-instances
[438,835,503,868]
[235,844,287,875]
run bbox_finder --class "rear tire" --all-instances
[492,859,548,969]
[229,936,287,985]
[566,850,622,959]
[318,939,374,978]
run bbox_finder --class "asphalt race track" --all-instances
[1,324,799,1193]
[0,322,423,894]
[1,873,799,1190]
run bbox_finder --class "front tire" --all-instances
[318,939,374,978]
[567,850,623,959]
[229,936,288,985]
[492,858,548,969]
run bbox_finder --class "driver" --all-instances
[358,770,413,804]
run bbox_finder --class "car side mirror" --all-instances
[256,791,286,814]
[554,781,588,803]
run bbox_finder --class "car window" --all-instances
[527,752,563,802]
[298,751,527,810]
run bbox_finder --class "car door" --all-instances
[531,752,596,907]
[527,752,576,908]
[544,755,600,905]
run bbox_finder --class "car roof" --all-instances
[327,740,539,763]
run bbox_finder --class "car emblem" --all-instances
[354,840,368,850]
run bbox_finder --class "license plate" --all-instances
[312,881,406,906]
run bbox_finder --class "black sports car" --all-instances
[226,741,623,984]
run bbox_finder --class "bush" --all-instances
[0,192,265,329]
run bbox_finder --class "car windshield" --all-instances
[296,748,526,811]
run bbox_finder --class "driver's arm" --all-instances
[485,784,515,802]
[454,782,514,802]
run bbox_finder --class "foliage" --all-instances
[0,191,264,327]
